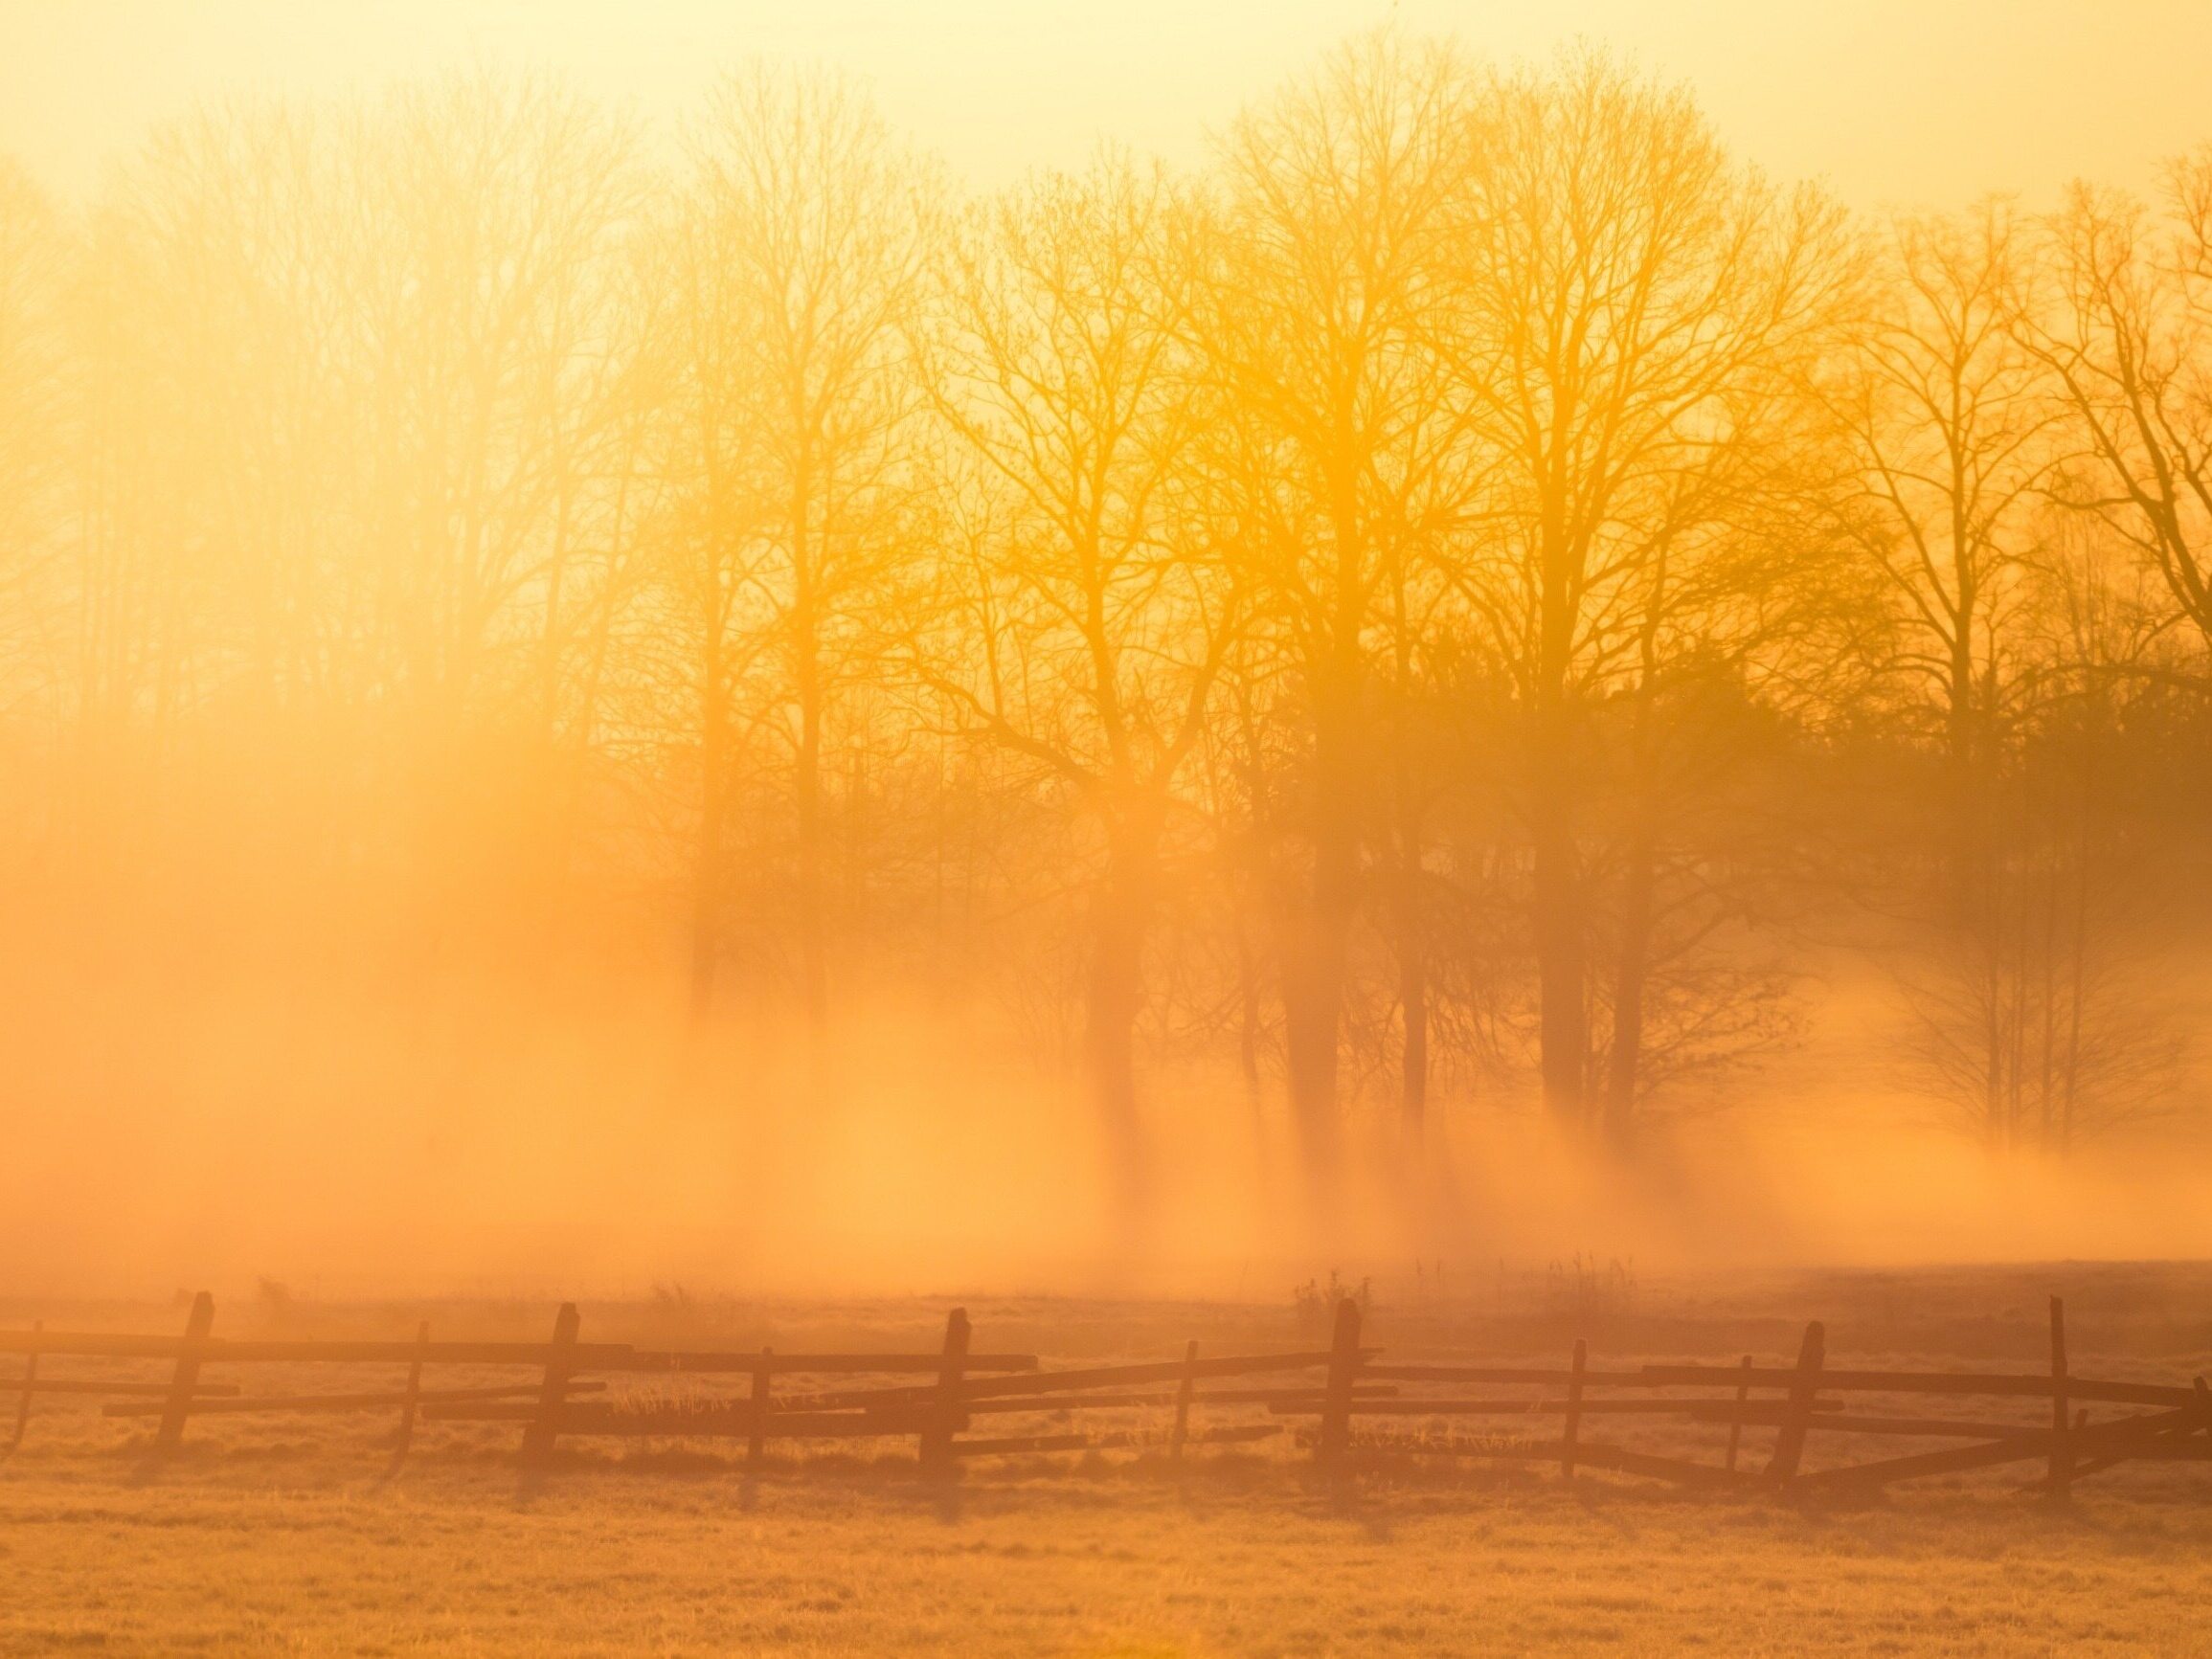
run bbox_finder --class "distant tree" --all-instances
[2029,156,2212,667]
[629,188,778,1016]
[1442,52,1852,1135]
[1200,33,1477,1188]
[1898,566,2192,1153]
[338,76,643,928]
[1819,202,2057,892]
[63,101,344,881]
[0,158,70,750]
[680,67,935,1039]
[915,154,1234,1223]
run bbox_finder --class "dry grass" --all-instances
[3,1264,2210,1656]
[6,1451,2211,1656]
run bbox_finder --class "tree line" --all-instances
[3,36,2208,1220]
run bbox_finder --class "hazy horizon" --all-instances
[8,0,2212,210]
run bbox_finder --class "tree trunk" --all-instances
[1604,826,1655,1150]
[791,464,827,1042]
[1399,941,1429,1140]
[1279,906,1343,1183]
[1085,822,1159,1228]
[1281,460,1372,1203]
[1947,622,1987,931]
[1387,541,1427,1143]
[1532,733,1587,1128]
[1392,837,1428,1140]
[690,623,729,1022]
[1286,689,1356,1202]
[2058,744,2094,1157]
[1534,477,1587,1129]
[1236,917,1263,1108]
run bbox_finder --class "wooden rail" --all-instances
[3,1291,2205,1497]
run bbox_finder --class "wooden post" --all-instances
[1723,1353,1752,1472]
[2048,1296,2071,1502]
[519,1302,579,1465]
[391,1320,428,1466]
[918,1308,969,1474]
[1765,1319,1824,1487]
[748,1347,772,1467]
[1561,1337,1587,1479]
[1170,1339,1198,1462]
[153,1292,214,1453]
[1316,1295,1363,1470]
[7,1320,40,1453]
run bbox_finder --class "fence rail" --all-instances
[3,1292,2205,1496]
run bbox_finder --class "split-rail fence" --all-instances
[3,1294,2205,1496]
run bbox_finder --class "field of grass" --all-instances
[4,1263,2210,1656]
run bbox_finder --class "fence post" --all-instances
[1723,1353,1752,1472]
[153,1292,214,1453]
[1170,1339,1198,1462]
[520,1303,579,1465]
[390,1320,428,1468]
[748,1347,772,1467]
[1765,1319,1824,1487]
[1316,1296,1363,1470]
[1561,1337,1586,1479]
[7,1319,40,1453]
[2048,1296,2071,1502]
[919,1308,969,1474]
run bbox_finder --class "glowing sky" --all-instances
[4,0,2210,207]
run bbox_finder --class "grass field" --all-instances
[4,1264,2210,1656]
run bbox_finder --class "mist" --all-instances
[7,889,2208,1299]
[4,25,2212,1307]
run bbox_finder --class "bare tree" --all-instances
[917,154,1234,1224]
[62,102,344,880]
[630,190,777,1017]
[1441,53,1850,1133]
[1201,33,1477,1191]
[0,158,70,750]
[339,77,643,880]
[1820,202,2057,895]
[2028,158,2212,665]
[683,67,934,1041]
[1899,557,2190,1153]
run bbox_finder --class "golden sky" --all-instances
[5,0,2211,208]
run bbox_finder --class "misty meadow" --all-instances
[4,9,2212,1656]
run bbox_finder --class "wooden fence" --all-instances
[2,1293,2205,1496]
